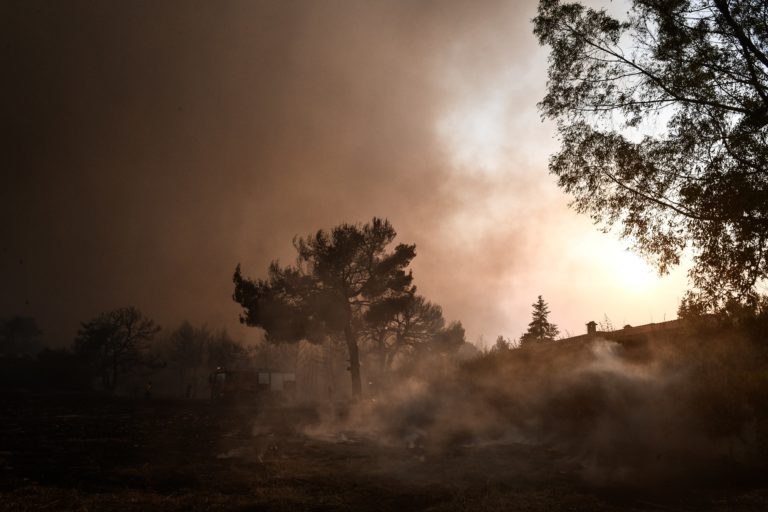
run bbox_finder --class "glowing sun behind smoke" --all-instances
[613,250,658,292]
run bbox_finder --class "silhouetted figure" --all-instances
[209,367,227,401]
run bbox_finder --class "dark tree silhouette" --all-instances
[233,217,416,396]
[364,293,445,371]
[165,321,209,370]
[160,322,247,396]
[493,335,512,352]
[163,321,211,395]
[428,321,467,355]
[207,329,248,369]
[534,0,768,310]
[520,296,559,344]
[73,307,160,392]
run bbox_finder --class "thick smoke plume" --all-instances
[2,0,686,347]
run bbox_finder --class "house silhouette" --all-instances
[561,318,686,345]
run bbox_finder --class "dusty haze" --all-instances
[1,0,687,346]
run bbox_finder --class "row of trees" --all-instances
[0,307,255,394]
[2,291,560,396]
[231,218,566,397]
[72,310,257,393]
[1,291,558,397]
[4,217,558,398]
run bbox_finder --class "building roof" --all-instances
[560,318,685,343]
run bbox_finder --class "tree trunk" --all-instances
[110,360,119,392]
[385,351,396,371]
[344,324,362,397]
[376,334,387,374]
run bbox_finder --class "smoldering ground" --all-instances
[296,327,768,488]
[4,330,768,512]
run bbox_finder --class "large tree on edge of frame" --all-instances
[232,218,416,396]
[534,0,768,310]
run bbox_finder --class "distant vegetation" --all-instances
[0,310,257,397]
[73,306,160,391]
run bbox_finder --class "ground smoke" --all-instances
[299,327,768,485]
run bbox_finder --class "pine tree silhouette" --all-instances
[520,295,559,344]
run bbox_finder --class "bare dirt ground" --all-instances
[1,392,767,511]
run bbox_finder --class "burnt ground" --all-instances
[0,393,767,512]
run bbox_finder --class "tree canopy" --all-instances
[165,321,210,371]
[233,217,416,396]
[520,296,559,344]
[428,321,467,355]
[73,306,160,391]
[493,335,512,352]
[363,293,445,370]
[534,0,768,310]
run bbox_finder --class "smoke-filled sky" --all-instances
[2,0,688,347]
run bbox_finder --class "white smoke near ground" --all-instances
[291,328,768,487]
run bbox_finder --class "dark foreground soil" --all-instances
[1,392,766,511]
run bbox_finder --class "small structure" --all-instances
[561,318,685,344]
[209,367,296,403]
